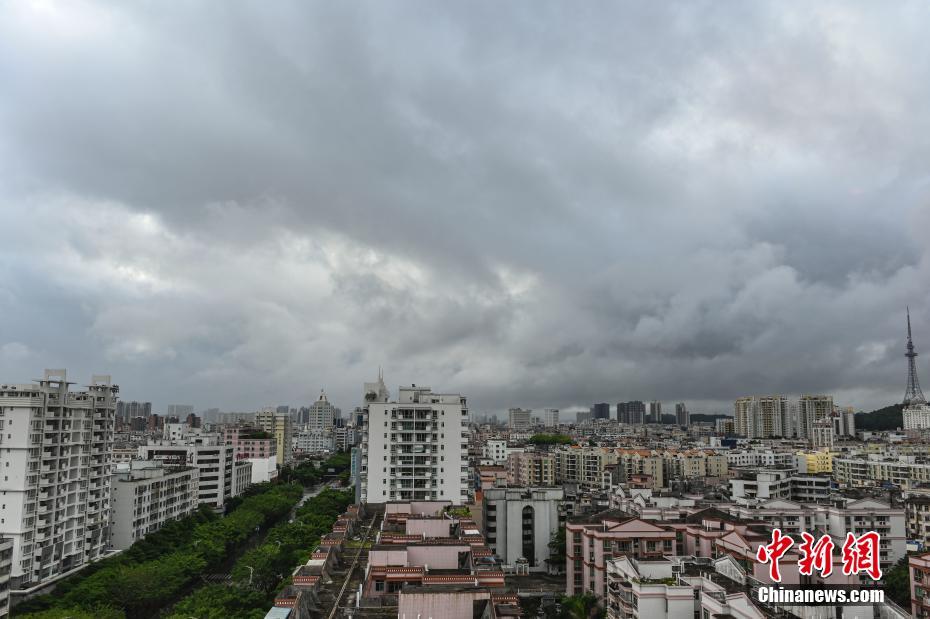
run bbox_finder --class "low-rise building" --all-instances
[483,487,563,572]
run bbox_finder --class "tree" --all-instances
[559,594,605,619]
[165,585,268,619]
[547,527,566,572]
[886,556,911,608]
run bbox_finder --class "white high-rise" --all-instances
[508,408,531,431]
[360,378,470,504]
[0,369,117,588]
[306,390,337,431]
[543,408,559,427]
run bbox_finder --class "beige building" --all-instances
[256,408,293,465]
[506,451,557,487]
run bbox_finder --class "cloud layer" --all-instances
[1,1,929,416]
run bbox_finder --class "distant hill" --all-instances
[690,413,731,423]
[855,404,903,431]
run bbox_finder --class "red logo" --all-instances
[756,529,883,582]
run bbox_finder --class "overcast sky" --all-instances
[1,2,929,418]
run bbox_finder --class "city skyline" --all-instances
[2,2,930,416]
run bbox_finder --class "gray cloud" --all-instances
[1,1,929,417]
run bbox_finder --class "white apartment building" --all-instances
[0,538,12,618]
[798,394,833,439]
[725,449,796,468]
[138,439,237,510]
[904,404,930,430]
[543,408,559,427]
[293,429,333,453]
[734,395,788,438]
[508,408,531,431]
[109,460,198,550]
[256,408,293,465]
[481,439,523,465]
[0,370,116,589]
[360,383,470,504]
[306,391,337,431]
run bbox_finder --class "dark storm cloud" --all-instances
[1,1,929,416]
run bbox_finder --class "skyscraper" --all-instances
[166,404,194,418]
[674,402,689,427]
[591,403,610,420]
[798,395,834,439]
[256,407,293,465]
[649,401,662,423]
[0,369,117,588]
[509,408,532,431]
[543,408,559,427]
[734,395,789,438]
[617,401,645,424]
[360,382,470,504]
[306,390,337,431]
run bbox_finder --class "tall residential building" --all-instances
[543,408,559,427]
[674,402,689,427]
[648,401,662,423]
[109,460,198,550]
[617,401,645,424]
[734,395,789,438]
[798,395,834,439]
[256,407,293,465]
[591,403,610,420]
[0,537,11,617]
[0,369,117,588]
[117,400,151,422]
[166,404,194,418]
[306,391,337,431]
[508,408,532,431]
[360,382,470,504]
[482,487,564,571]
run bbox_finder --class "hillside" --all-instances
[854,403,903,431]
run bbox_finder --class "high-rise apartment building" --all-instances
[256,407,293,465]
[360,382,470,504]
[798,395,834,439]
[648,401,662,423]
[166,404,194,418]
[116,400,151,422]
[674,402,689,427]
[508,407,532,431]
[306,391,337,431]
[0,538,11,617]
[617,401,645,424]
[0,369,117,588]
[734,395,789,438]
[139,439,238,510]
[591,403,610,420]
[543,408,559,427]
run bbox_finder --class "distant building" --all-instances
[306,391,337,431]
[576,410,592,424]
[648,401,662,423]
[139,439,239,510]
[256,407,293,465]
[591,403,610,420]
[798,394,833,439]
[117,400,151,421]
[734,395,789,438]
[674,402,689,427]
[166,404,194,418]
[508,407,532,431]
[617,401,645,424]
[543,408,559,427]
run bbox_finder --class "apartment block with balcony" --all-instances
[360,383,470,505]
[0,538,11,618]
[109,460,198,549]
[138,438,238,510]
[0,370,117,589]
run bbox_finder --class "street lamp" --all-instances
[244,565,254,586]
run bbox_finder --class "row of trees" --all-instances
[528,433,573,445]
[164,486,354,618]
[18,481,304,619]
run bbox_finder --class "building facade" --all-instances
[483,487,564,571]
[256,408,293,465]
[360,383,470,504]
[109,460,198,550]
[0,370,117,589]
[138,440,237,510]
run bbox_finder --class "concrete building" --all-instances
[360,383,470,504]
[233,461,252,496]
[222,426,277,483]
[648,401,661,423]
[592,403,610,420]
[306,391,337,431]
[294,429,333,454]
[138,439,238,510]
[109,460,198,550]
[508,408,531,431]
[0,538,11,618]
[0,370,117,589]
[617,401,645,424]
[798,394,834,440]
[543,408,559,427]
[734,395,788,438]
[483,487,564,571]
[166,404,194,419]
[674,402,688,427]
[256,408,293,465]
[507,452,557,487]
